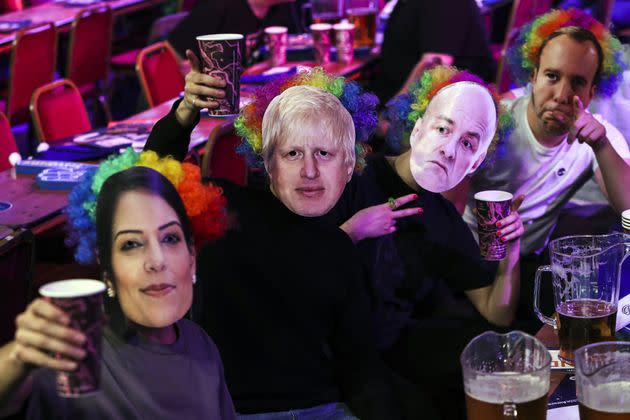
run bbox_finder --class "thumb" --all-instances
[186,49,202,73]
[511,194,525,211]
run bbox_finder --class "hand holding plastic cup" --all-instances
[39,279,106,397]
[264,26,288,67]
[196,34,243,116]
[310,23,332,65]
[333,21,354,64]
[474,190,513,260]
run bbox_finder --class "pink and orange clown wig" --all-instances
[66,148,227,264]
[507,8,626,97]
[385,65,514,163]
[233,67,379,172]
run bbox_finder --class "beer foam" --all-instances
[580,381,630,413]
[464,372,549,404]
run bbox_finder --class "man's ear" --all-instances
[409,117,423,148]
[531,68,538,84]
[469,151,487,174]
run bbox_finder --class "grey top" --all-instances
[27,319,236,420]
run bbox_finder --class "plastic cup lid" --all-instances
[196,34,244,41]
[40,279,106,298]
[474,190,513,202]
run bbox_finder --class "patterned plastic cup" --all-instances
[196,34,243,116]
[264,26,288,67]
[310,23,332,65]
[39,279,106,397]
[333,21,354,64]
[474,190,513,261]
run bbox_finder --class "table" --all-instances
[0,0,167,53]
[243,53,380,82]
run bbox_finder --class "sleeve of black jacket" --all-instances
[144,99,200,161]
[332,238,403,420]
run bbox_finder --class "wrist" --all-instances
[175,101,198,128]
[340,221,361,244]
[592,136,610,155]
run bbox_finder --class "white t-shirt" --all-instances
[462,95,630,255]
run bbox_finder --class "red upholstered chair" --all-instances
[1,22,56,126]
[30,79,92,143]
[0,112,19,172]
[0,0,23,12]
[66,5,113,121]
[136,41,184,107]
[202,122,248,186]
[494,0,552,93]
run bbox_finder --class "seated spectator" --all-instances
[0,160,233,419]
[145,57,402,419]
[167,0,302,61]
[330,66,522,419]
[449,8,630,329]
[372,0,496,104]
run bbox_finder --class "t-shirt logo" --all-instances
[557,168,566,177]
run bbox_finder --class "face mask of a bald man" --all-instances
[408,82,497,193]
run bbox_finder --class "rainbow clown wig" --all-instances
[385,66,514,162]
[233,67,379,172]
[507,8,626,97]
[66,148,227,264]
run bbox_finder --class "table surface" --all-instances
[535,324,565,396]
[0,0,166,53]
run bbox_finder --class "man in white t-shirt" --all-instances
[450,10,630,326]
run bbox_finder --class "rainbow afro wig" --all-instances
[385,65,514,163]
[507,8,626,97]
[66,148,227,264]
[233,67,379,172]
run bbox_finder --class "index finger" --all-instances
[392,193,419,209]
[30,298,70,325]
[573,95,585,118]
[186,49,202,73]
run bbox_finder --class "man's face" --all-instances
[409,83,496,192]
[268,131,352,217]
[529,34,598,137]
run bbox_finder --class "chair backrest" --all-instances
[67,5,113,89]
[202,122,248,186]
[0,112,18,172]
[136,41,184,107]
[6,22,56,126]
[0,0,23,12]
[30,79,92,143]
[495,0,552,93]
[0,227,34,346]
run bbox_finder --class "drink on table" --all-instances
[534,233,629,363]
[347,7,376,48]
[575,342,630,419]
[461,331,551,420]
[464,373,549,420]
[554,299,617,362]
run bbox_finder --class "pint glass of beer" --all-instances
[575,342,630,419]
[461,331,550,420]
[533,233,629,363]
[346,0,377,48]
